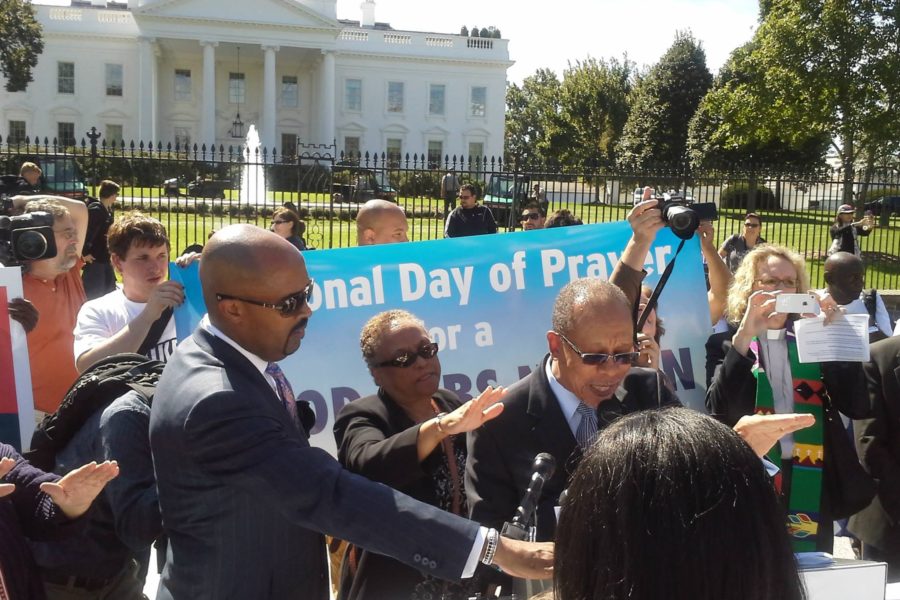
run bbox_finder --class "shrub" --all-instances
[720,183,780,210]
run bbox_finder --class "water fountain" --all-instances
[240,124,268,206]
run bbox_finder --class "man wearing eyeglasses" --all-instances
[466,278,682,542]
[444,184,498,238]
[519,202,545,231]
[149,225,553,600]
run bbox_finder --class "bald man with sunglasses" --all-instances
[149,225,553,600]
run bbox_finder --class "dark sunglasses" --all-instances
[271,220,289,226]
[744,222,760,228]
[520,213,541,221]
[556,332,639,366]
[373,342,439,368]
[216,279,315,316]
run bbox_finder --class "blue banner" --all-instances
[285,223,712,455]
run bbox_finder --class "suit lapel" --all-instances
[525,356,581,479]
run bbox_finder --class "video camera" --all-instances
[0,207,58,267]
[655,191,718,240]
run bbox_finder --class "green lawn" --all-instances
[117,197,899,290]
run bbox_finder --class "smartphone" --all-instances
[775,293,820,315]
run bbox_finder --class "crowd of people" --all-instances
[1,169,899,600]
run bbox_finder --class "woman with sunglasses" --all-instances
[333,310,505,600]
[706,243,870,554]
[718,212,765,273]
[269,207,308,251]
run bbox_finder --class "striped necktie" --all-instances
[265,362,299,426]
[575,402,598,450]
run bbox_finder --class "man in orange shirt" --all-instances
[12,195,88,419]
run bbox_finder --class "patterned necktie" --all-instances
[0,563,9,600]
[265,362,299,426]
[575,402,598,450]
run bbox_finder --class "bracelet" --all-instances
[434,412,449,434]
[481,528,499,566]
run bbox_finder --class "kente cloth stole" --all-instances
[750,334,825,552]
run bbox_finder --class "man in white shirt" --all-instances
[74,213,189,371]
[823,252,895,341]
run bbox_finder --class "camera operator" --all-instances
[10,194,88,421]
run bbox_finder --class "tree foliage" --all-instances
[0,0,45,92]
[504,68,561,165]
[616,32,713,169]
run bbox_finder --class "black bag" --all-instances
[26,353,164,471]
[821,396,877,520]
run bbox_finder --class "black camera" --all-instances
[0,210,58,267]
[656,191,718,240]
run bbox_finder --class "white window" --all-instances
[58,122,76,147]
[429,84,446,116]
[105,64,123,97]
[345,79,362,112]
[344,136,361,158]
[427,140,443,168]
[58,62,75,94]
[174,69,192,101]
[229,73,246,105]
[386,138,402,165]
[387,82,404,113]
[8,120,26,144]
[281,76,298,108]
[470,86,487,117]
[174,127,191,149]
[106,124,123,146]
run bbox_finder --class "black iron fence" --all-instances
[1,132,898,289]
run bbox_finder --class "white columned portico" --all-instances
[200,40,218,147]
[137,36,158,143]
[318,50,336,147]
[261,45,279,153]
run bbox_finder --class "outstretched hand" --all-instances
[0,457,16,498]
[39,460,119,519]
[442,386,506,436]
[733,413,815,458]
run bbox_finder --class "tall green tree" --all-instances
[504,68,561,165]
[711,0,900,202]
[0,0,44,92]
[553,57,633,167]
[616,32,713,169]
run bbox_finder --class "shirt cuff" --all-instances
[763,457,780,478]
[461,526,489,578]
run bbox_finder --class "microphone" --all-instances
[501,453,556,541]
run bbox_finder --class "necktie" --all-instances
[575,402,598,450]
[265,362,299,426]
[0,564,9,600]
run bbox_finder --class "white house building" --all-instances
[1,0,512,161]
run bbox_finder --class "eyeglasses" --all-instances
[216,279,315,316]
[373,342,439,368]
[53,227,78,240]
[756,277,798,290]
[744,222,760,228]
[555,332,639,367]
[271,220,289,226]
[520,213,541,221]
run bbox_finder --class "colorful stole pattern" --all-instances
[750,332,825,552]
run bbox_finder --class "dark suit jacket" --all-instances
[850,337,900,552]
[149,329,480,600]
[705,325,870,427]
[465,355,680,542]
[334,388,470,600]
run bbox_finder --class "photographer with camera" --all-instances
[6,194,88,420]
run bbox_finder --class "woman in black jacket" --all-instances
[334,309,504,600]
[828,203,874,257]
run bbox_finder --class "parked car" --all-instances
[864,195,900,216]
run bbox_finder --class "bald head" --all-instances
[356,200,409,246]
[824,251,864,305]
[551,278,632,337]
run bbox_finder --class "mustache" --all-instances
[292,318,309,333]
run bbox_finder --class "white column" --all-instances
[261,45,279,153]
[318,50,336,147]
[200,40,218,148]
[137,37,157,144]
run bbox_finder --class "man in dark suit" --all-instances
[149,225,551,600]
[466,278,681,541]
[851,336,900,581]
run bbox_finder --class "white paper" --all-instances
[794,314,870,363]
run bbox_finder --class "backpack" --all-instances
[25,353,165,471]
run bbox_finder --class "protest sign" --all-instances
[0,267,35,450]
